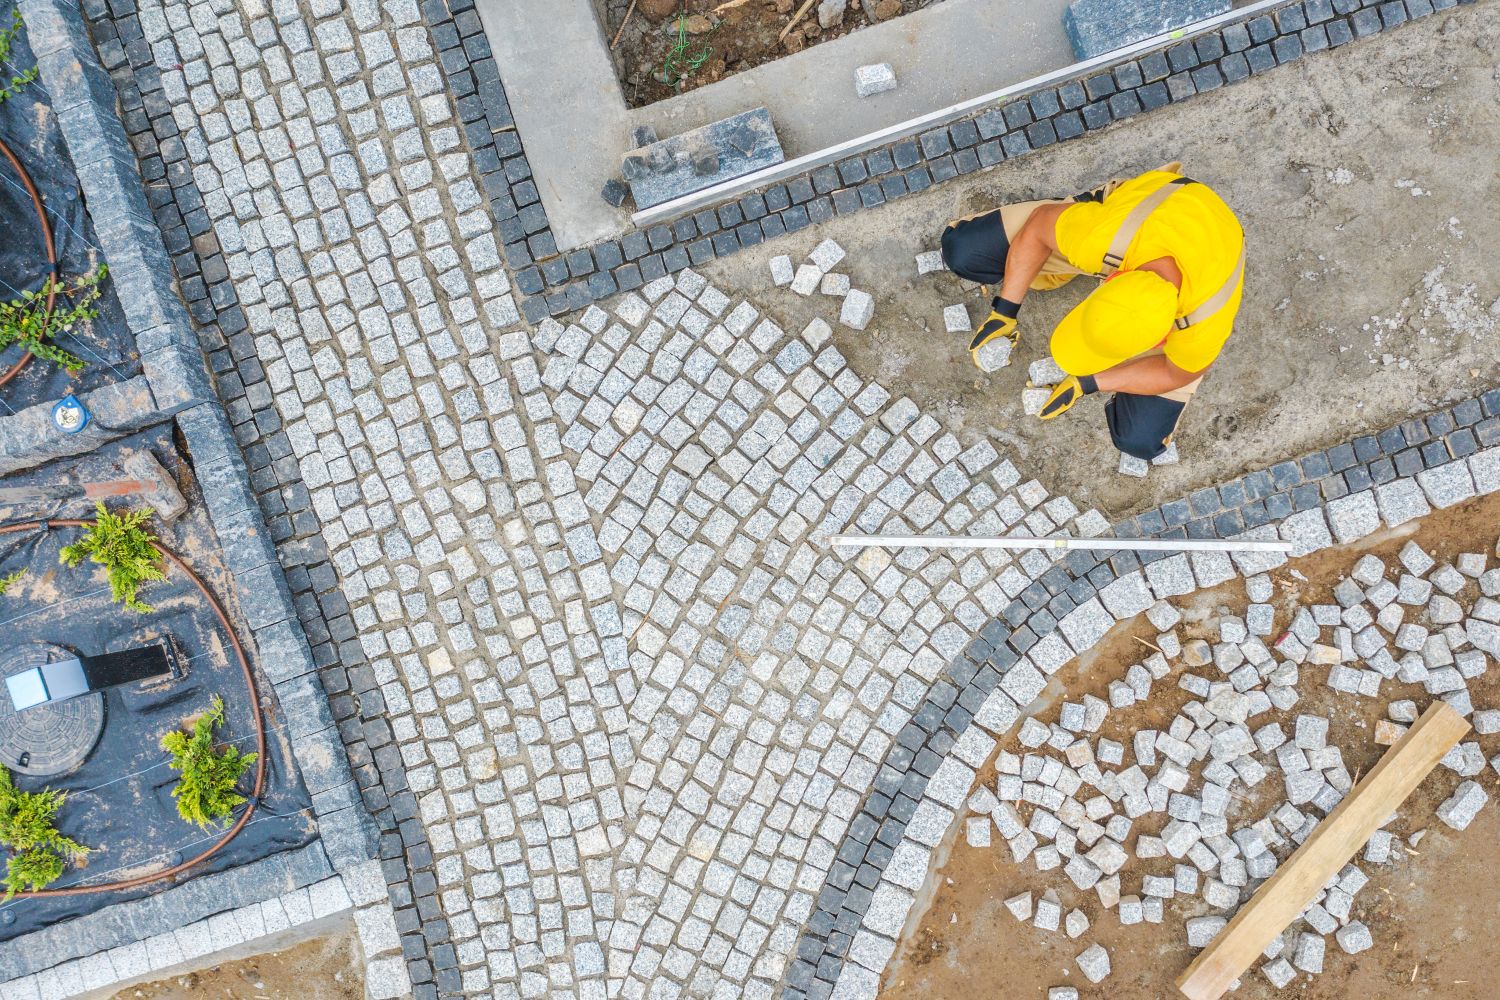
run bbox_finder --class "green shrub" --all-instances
[0,11,39,104]
[0,265,108,375]
[0,567,24,595]
[59,502,165,613]
[0,769,89,897]
[162,695,257,830]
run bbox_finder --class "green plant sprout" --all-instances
[0,567,24,595]
[0,768,89,897]
[162,695,258,830]
[59,501,165,613]
[659,3,719,88]
[0,11,39,104]
[0,265,109,375]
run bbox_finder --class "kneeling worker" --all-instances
[940,164,1245,461]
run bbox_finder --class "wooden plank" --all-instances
[1176,701,1470,1000]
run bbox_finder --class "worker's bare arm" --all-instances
[997,203,1068,305]
[1094,354,1203,396]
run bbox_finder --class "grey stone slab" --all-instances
[624,109,785,211]
[1064,0,1232,59]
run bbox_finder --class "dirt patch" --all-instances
[602,0,935,108]
[881,491,1500,1000]
[107,932,363,1000]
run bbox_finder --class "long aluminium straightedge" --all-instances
[630,0,1290,229]
[828,534,1295,553]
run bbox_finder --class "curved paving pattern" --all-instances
[17,0,1488,996]
[800,406,1500,1000]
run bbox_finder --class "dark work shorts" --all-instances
[1106,392,1187,460]
[940,210,1009,285]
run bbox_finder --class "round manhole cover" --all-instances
[0,642,105,777]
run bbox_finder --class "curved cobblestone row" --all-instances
[801,431,1500,1000]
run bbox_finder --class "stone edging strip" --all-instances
[422,0,1473,322]
[0,2,397,996]
[784,394,1500,999]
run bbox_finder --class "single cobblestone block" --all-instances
[1374,477,1431,526]
[1327,490,1380,543]
[821,272,851,296]
[1119,452,1149,478]
[810,237,847,271]
[840,289,875,330]
[1418,460,1477,508]
[770,254,794,286]
[855,63,898,97]
[943,304,970,333]
[1048,989,1078,1000]
[1075,943,1111,983]
[1022,387,1050,417]
[600,178,628,207]
[1336,921,1373,955]
[791,263,822,295]
[916,250,946,274]
[1437,780,1488,830]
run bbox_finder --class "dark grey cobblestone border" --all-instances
[780,387,1500,998]
[424,0,1473,323]
[73,0,462,992]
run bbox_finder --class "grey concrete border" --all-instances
[0,2,399,996]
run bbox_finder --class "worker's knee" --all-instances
[940,210,1007,286]
[1106,394,1185,461]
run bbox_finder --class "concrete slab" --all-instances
[699,4,1500,521]
[477,0,1071,250]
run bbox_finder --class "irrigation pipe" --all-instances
[0,517,268,898]
[0,135,58,391]
[829,534,1294,554]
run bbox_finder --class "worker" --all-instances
[939,163,1244,461]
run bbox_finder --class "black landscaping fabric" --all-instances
[0,0,136,415]
[0,427,314,941]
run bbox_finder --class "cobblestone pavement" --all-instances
[86,0,1117,996]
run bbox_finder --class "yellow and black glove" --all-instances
[1038,374,1098,420]
[969,297,1022,373]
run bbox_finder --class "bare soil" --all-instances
[881,491,1500,1000]
[106,932,363,1000]
[603,0,933,108]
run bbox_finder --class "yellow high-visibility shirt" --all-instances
[1054,170,1244,373]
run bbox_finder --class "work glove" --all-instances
[1038,374,1098,420]
[969,297,1022,373]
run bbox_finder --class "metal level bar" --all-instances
[829,534,1293,554]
